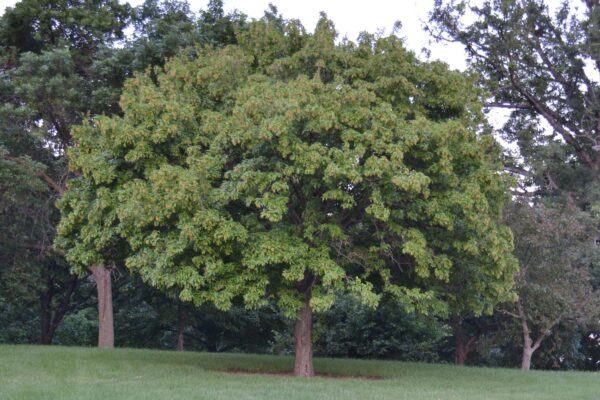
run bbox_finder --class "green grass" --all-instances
[1,345,599,400]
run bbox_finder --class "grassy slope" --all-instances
[1,345,598,400]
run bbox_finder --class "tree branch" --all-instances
[485,102,530,110]
[2,155,64,195]
[504,165,533,177]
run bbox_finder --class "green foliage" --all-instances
[313,295,450,361]
[0,0,250,347]
[0,0,136,347]
[58,14,516,322]
[0,0,131,55]
[0,293,39,344]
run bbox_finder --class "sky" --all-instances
[0,0,468,69]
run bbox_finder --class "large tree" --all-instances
[57,14,516,376]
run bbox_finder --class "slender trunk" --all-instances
[518,300,535,371]
[176,303,187,352]
[92,265,114,348]
[40,285,53,345]
[521,346,533,370]
[293,294,314,377]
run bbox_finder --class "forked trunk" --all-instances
[176,303,187,352]
[518,301,539,371]
[92,265,114,348]
[293,295,314,377]
[39,270,79,345]
[451,317,480,366]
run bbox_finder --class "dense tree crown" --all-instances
[58,15,516,324]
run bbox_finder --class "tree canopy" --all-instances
[57,13,517,376]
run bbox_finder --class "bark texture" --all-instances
[92,265,114,348]
[521,346,533,370]
[293,296,314,377]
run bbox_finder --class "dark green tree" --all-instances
[429,0,600,370]
[1,0,248,347]
[0,0,132,347]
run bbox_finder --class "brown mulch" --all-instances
[217,368,383,380]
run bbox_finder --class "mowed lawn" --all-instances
[1,345,599,400]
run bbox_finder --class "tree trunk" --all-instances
[450,316,480,366]
[92,265,114,348]
[518,301,536,371]
[521,346,533,371]
[176,303,187,352]
[455,335,468,366]
[293,295,314,377]
[39,270,80,345]
[40,285,53,345]
[40,320,58,345]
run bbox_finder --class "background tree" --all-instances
[498,202,600,370]
[429,0,600,201]
[58,13,517,376]
[429,0,600,369]
[0,0,133,348]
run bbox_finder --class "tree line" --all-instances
[0,0,599,375]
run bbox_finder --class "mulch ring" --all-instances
[217,368,383,380]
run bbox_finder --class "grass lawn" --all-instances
[1,345,598,400]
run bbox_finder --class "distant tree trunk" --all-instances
[517,300,554,371]
[39,267,79,345]
[92,265,114,348]
[176,303,187,352]
[293,293,314,377]
[40,280,53,345]
[451,316,480,366]
[455,335,468,365]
